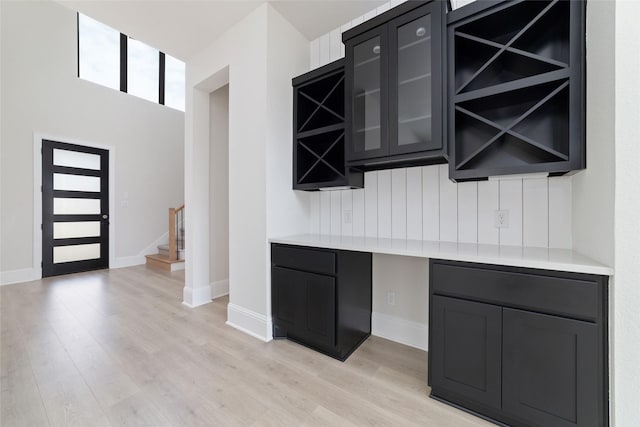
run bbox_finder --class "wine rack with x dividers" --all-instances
[448,0,585,181]
[293,59,363,190]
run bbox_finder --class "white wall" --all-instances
[184,4,309,336]
[613,1,640,425]
[309,167,571,249]
[209,85,229,298]
[572,0,616,267]
[264,5,312,316]
[372,254,429,349]
[0,0,184,283]
[184,6,267,312]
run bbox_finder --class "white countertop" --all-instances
[270,234,613,276]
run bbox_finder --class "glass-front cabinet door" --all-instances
[389,3,442,156]
[345,26,388,161]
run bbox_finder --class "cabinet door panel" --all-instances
[503,308,601,427]
[272,266,336,352]
[389,4,443,156]
[346,27,389,161]
[304,274,336,350]
[272,267,304,336]
[430,295,502,409]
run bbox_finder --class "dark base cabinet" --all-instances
[429,260,608,427]
[271,244,372,361]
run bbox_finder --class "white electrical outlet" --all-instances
[387,292,396,306]
[343,210,352,224]
[494,210,509,228]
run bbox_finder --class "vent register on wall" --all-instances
[291,0,586,190]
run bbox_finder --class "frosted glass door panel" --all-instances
[54,243,100,263]
[54,222,101,239]
[53,149,101,170]
[353,36,382,154]
[53,198,101,215]
[53,174,100,192]
[396,16,432,147]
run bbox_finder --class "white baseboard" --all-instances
[372,311,428,351]
[0,268,40,286]
[182,285,212,308]
[2,232,171,285]
[210,279,229,299]
[113,255,146,269]
[226,303,272,342]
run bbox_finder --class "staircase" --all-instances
[146,205,185,272]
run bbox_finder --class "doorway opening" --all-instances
[209,85,230,299]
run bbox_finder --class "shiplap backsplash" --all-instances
[307,0,573,249]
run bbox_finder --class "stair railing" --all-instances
[168,204,185,261]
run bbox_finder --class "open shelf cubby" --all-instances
[296,72,344,133]
[296,129,345,185]
[293,59,363,190]
[448,0,585,181]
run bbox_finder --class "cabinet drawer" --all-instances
[431,260,603,322]
[272,244,336,275]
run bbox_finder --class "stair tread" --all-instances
[145,254,185,264]
[158,244,185,251]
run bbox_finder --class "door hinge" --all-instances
[40,262,43,268]
[40,224,42,230]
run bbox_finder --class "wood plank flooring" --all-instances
[1,266,491,426]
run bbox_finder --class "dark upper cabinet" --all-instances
[447,0,586,181]
[292,59,364,191]
[344,1,446,170]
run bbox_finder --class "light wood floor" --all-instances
[1,266,491,427]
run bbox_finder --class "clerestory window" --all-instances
[77,13,185,112]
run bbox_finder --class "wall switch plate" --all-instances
[343,210,352,224]
[387,292,396,306]
[495,210,509,228]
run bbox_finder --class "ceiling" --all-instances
[57,0,385,61]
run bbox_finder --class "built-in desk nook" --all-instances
[270,234,612,427]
